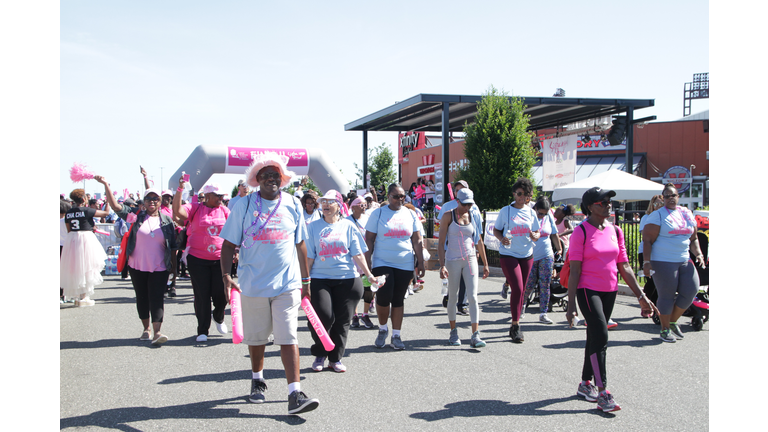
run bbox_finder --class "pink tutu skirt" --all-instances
[60,231,107,298]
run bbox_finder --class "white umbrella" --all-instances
[551,169,664,203]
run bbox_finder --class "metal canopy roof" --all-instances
[344,93,655,132]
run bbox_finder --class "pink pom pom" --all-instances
[126,212,137,224]
[69,162,95,183]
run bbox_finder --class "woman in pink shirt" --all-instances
[97,176,177,346]
[565,187,658,413]
[173,180,231,343]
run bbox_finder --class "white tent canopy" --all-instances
[551,169,664,203]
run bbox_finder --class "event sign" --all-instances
[484,211,500,251]
[662,165,692,194]
[541,136,577,191]
[225,147,310,176]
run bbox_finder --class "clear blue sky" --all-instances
[57,0,710,197]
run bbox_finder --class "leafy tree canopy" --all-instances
[355,142,397,192]
[455,86,537,210]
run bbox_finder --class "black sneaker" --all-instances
[288,390,319,415]
[509,324,524,343]
[350,314,360,328]
[168,288,177,298]
[360,315,375,329]
[457,306,469,316]
[249,379,267,403]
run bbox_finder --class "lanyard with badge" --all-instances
[241,191,282,249]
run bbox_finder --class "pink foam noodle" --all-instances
[94,229,110,236]
[69,162,95,183]
[447,183,455,200]
[692,299,709,310]
[230,289,244,344]
[301,296,335,351]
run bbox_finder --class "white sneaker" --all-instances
[196,334,208,342]
[214,315,228,334]
[539,313,553,324]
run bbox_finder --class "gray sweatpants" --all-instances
[651,260,700,315]
[445,258,479,323]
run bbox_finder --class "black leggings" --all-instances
[372,267,414,308]
[577,288,617,388]
[308,277,364,362]
[128,267,168,323]
[187,254,228,336]
[638,253,657,303]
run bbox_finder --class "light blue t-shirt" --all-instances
[647,206,697,263]
[304,209,322,226]
[533,212,558,261]
[365,205,421,271]
[638,214,650,254]
[306,218,367,279]
[219,192,306,298]
[437,199,481,221]
[228,194,246,210]
[346,213,369,236]
[494,204,540,259]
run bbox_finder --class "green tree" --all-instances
[284,176,321,196]
[354,142,397,191]
[456,86,537,210]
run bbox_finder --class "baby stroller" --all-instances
[523,256,569,314]
[683,229,709,331]
[644,230,709,330]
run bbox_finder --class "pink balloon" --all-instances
[230,289,244,344]
[301,296,335,351]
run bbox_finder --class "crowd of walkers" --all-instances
[60,154,706,415]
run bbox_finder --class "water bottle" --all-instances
[441,278,448,296]
[503,230,512,249]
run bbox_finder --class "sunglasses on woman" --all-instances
[145,196,161,202]
[663,193,679,199]
[593,200,612,207]
[390,194,406,200]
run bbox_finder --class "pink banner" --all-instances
[226,147,309,173]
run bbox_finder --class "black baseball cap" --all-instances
[580,187,616,215]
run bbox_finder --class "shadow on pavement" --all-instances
[59,397,308,430]
[410,397,593,421]
[158,369,288,385]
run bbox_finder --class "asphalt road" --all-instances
[60,270,709,431]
